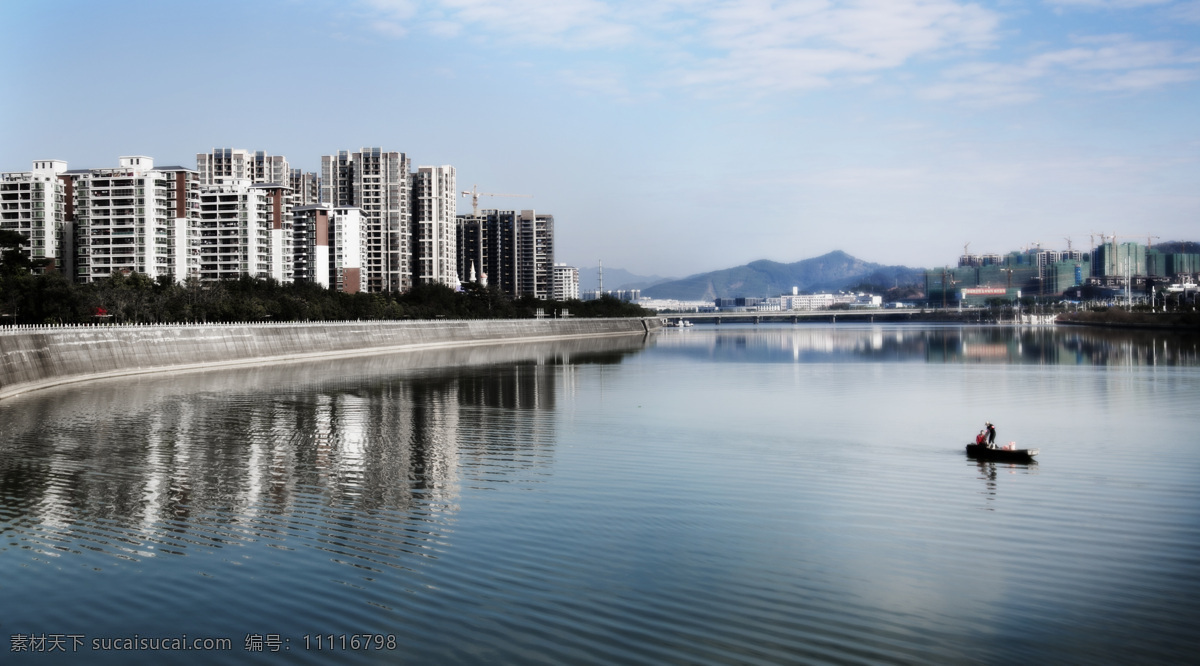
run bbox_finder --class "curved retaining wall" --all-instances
[0,318,660,400]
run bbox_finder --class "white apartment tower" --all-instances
[256,183,293,283]
[553,263,579,301]
[412,165,458,288]
[196,179,291,282]
[196,148,290,186]
[69,156,198,283]
[196,149,295,283]
[321,148,411,292]
[289,169,320,207]
[330,206,366,294]
[0,160,68,272]
[293,204,365,293]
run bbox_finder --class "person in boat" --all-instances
[985,422,996,448]
[975,430,986,446]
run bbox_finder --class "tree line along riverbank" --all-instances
[0,269,650,326]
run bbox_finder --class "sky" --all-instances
[2,0,1198,278]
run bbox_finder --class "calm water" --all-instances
[2,324,1198,664]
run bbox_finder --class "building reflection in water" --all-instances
[0,335,647,561]
[654,324,1200,367]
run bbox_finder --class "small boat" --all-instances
[966,443,1038,462]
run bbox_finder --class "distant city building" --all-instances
[411,165,458,288]
[583,289,640,302]
[926,239,1200,304]
[321,148,411,292]
[714,292,881,311]
[780,294,833,310]
[553,263,579,300]
[0,160,69,272]
[67,156,198,283]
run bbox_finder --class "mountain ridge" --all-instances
[638,251,925,301]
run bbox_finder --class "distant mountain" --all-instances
[641,251,925,301]
[577,266,674,292]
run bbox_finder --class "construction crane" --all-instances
[460,184,532,216]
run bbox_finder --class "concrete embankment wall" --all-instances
[0,318,660,400]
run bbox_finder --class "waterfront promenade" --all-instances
[0,317,660,400]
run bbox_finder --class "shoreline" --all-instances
[0,318,661,400]
[1055,311,1200,331]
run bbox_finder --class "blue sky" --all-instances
[2,0,1198,277]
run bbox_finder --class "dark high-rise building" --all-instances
[456,209,554,300]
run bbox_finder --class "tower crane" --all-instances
[460,185,532,216]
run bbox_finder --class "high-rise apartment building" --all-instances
[552,264,578,301]
[456,208,555,300]
[321,148,411,292]
[293,204,365,293]
[518,210,554,300]
[196,148,289,186]
[196,149,296,283]
[196,179,291,282]
[330,206,366,294]
[0,160,68,272]
[289,169,320,207]
[292,205,325,286]
[69,156,198,283]
[412,165,458,288]
[455,213,488,286]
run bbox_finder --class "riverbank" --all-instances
[1056,309,1200,331]
[0,318,661,400]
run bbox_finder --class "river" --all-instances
[1,324,1197,664]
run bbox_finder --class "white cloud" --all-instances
[1045,0,1171,8]
[360,0,418,37]
[1166,0,1200,22]
[352,1,1199,102]
[659,0,1000,93]
[430,0,633,48]
[923,35,1200,104]
[355,0,1000,93]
